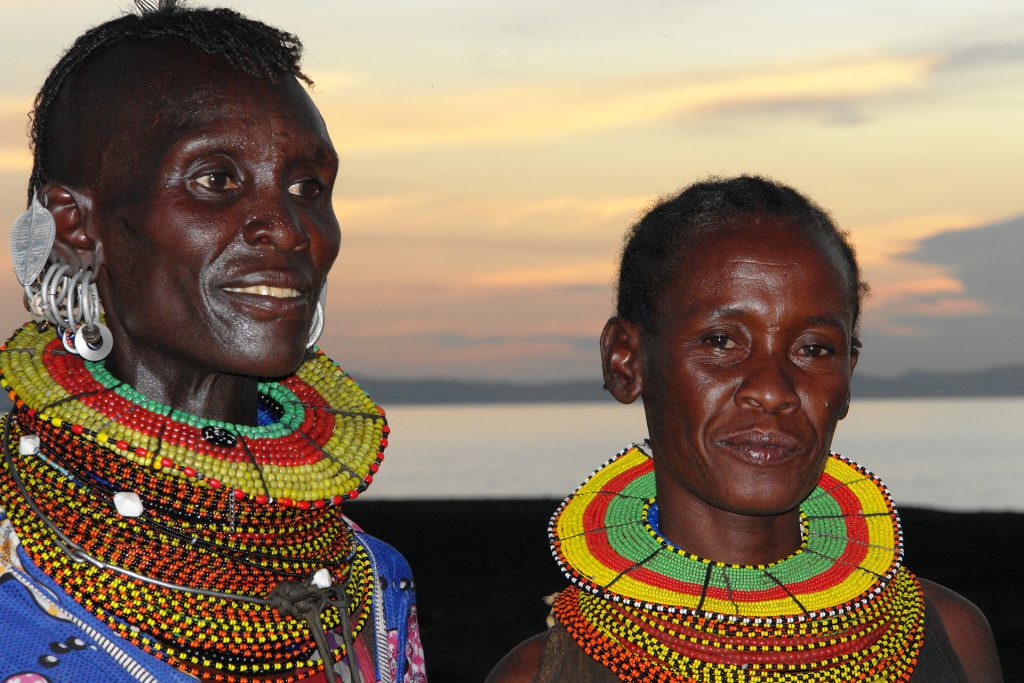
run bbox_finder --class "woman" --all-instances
[488,177,1001,682]
[1,3,425,682]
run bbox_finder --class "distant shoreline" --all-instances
[358,364,1024,404]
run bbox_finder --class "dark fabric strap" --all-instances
[912,594,970,682]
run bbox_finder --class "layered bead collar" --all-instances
[548,442,925,682]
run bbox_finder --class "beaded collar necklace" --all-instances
[549,443,925,682]
[0,322,389,508]
[0,323,387,681]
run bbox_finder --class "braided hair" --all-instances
[28,0,311,204]
[616,175,869,334]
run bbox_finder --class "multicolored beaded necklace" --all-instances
[0,322,388,507]
[549,443,925,682]
[0,322,389,681]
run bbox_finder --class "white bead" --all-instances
[312,568,333,589]
[113,491,144,518]
[18,435,40,455]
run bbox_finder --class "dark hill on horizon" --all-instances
[359,364,1024,404]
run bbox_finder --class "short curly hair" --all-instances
[616,175,869,334]
[28,0,310,203]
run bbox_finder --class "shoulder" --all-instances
[919,577,1003,682]
[484,632,547,683]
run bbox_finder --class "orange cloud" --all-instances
[467,262,613,289]
[321,55,940,153]
[865,276,964,309]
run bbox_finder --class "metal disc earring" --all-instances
[74,269,113,361]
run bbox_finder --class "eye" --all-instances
[798,343,835,358]
[703,334,737,350]
[288,179,324,200]
[192,172,239,192]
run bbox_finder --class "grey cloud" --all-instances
[905,214,1023,315]
[860,214,1024,375]
[937,41,1024,73]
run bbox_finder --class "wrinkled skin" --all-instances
[44,43,341,423]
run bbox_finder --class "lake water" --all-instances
[364,397,1024,512]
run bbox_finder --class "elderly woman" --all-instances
[1,3,425,682]
[488,177,1001,682]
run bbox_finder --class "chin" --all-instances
[715,476,816,517]
[224,339,310,379]
[721,494,805,517]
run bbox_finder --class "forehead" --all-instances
[69,42,330,192]
[125,44,324,137]
[658,219,855,322]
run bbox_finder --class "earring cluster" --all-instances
[11,195,113,361]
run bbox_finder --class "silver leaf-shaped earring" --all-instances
[11,195,56,287]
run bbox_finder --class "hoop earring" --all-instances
[306,287,327,349]
[41,262,70,328]
[74,269,113,361]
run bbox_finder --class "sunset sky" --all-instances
[2,0,1021,381]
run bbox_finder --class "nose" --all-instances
[735,351,800,413]
[242,189,310,252]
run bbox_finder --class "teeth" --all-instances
[224,285,301,298]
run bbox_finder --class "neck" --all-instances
[653,469,803,566]
[105,350,261,426]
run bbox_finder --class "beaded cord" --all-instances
[548,443,926,682]
[0,322,393,682]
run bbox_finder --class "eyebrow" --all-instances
[708,308,848,329]
[805,315,847,328]
[709,306,744,319]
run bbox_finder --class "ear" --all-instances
[42,184,99,269]
[838,340,860,420]
[600,316,644,405]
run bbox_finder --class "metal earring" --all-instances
[11,195,111,360]
[42,262,70,328]
[306,287,327,349]
[12,194,58,324]
[74,269,113,361]
[11,194,56,288]
[60,266,86,353]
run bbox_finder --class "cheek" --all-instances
[800,378,851,431]
[313,221,342,271]
[688,364,740,419]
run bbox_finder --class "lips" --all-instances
[223,285,301,299]
[219,270,313,318]
[717,430,803,466]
